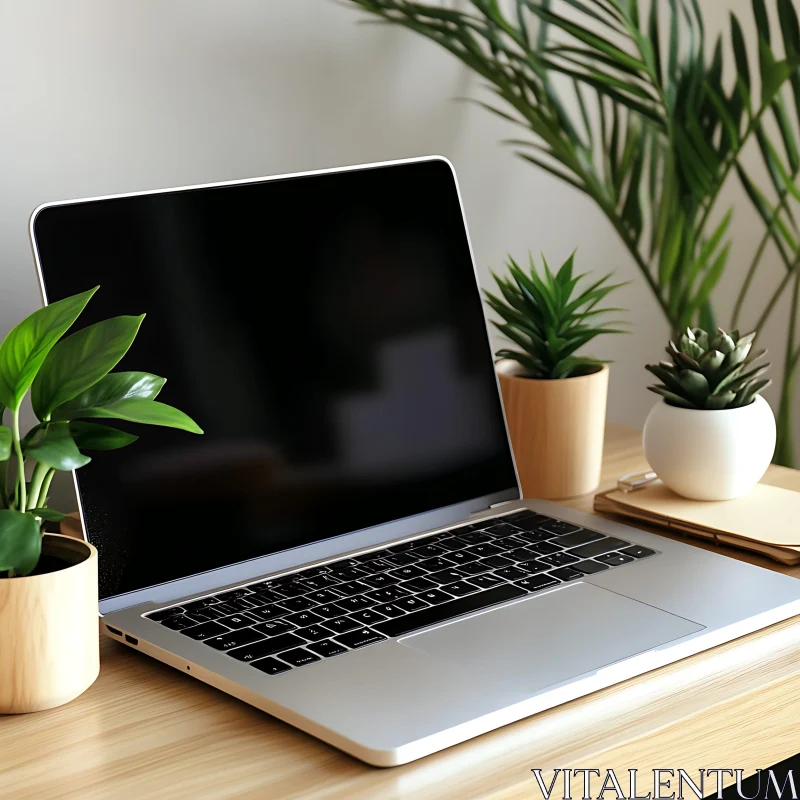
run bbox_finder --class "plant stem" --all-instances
[0,460,7,508]
[753,250,800,338]
[775,274,800,467]
[27,461,49,511]
[12,406,26,512]
[38,468,55,509]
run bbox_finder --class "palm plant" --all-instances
[344,0,800,466]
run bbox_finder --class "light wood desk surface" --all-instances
[3,424,800,799]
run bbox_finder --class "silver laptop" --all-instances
[31,157,800,766]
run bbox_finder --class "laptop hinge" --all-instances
[472,500,517,515]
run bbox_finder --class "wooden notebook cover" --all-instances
[594,481,800,565]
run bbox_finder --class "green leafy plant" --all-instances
[0,287,202,578]
[646,327,771,410]
[484,251,626,379]
[344,0,800,466]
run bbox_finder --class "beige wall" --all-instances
[0,0,792,509]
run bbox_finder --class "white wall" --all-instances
[0,0,792,509]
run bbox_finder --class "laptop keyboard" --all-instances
[144,510,656,676]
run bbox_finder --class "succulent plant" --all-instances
[484,252,627,380]
[646,327,772,410]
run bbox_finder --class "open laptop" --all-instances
[30,156,800,766]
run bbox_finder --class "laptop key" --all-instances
[551,529,605,548]
[381,553,418,568]
[394,596,430,612]
[417,588,454,605]
[465,542,503,558]
[306,639,348,658]
[388,564,427,581]
[312,603,347,619]
[467,573,507,590]
[511,515,554,531]
[436,537,470,551]
[417,556,456,572]
[365,586,409,604]
[305,589,345,605]
[215,588,253,602]
[480,555,514,569]
[180,621,231,640]
[411,544,447,558]
[148,606,184,621]
[295,575,340,592]
[252,620,296,637]
[321,616,362,635]
[506,547,539,562]
[493,566,529,581]
[297,624,332,642]
[373,603,406,618]
[401,576,438,593]
[573,559,610,574]
[540,520,581,536]
[249,590,286,605]
[539,552,579,567]
[285,610,324,627]
[334,581,372,596]
[514,529,556,544]
[374,584,527,637]
[570,537,631,558]
[427,568,467,584]
[247,604,291,623]
[549,567,583,581]
[230,637,307,663]
[350,608,388,625]
[277,648,321,668]
[455,560,491,576]
[334,628,388,649]
[204,627,265,651]
[517,559,549,574]
[328,567,369,582]
[515,574,561,592]
[161,614,203,630]
[441,581,479,597]
[193,606,225,621]
[335,594,374,612]
[218,613,259,630]
[183,597,220,612]
[527,541,562,555]
[485,523,521,537]
[457,530,494,545]
[237,632,306,659]
[445,550,480,565]
[620,545,655,559]
[360,573,399,589]
[596,552,636,567]
[250,657,292,675]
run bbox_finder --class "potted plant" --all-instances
[644,327,774,501]
[0,286,202,713]
[485,252,626,499]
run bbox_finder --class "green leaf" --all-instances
[0,510,41,576]
[25,421,92,471]
[65,397,203,434]
[31,315,145,421]
[29,508,67,522]
[0,287,98,411]
[70,421,139,451]
[52,371,166,422]
[0,425,11,461]
[648,385,697,409]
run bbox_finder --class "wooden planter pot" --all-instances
[0,533,99,714]
[498,363,609,499]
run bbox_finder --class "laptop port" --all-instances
[106,625,122,637]
[125,634,139,646]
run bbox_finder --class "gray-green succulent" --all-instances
[646,328,771,410]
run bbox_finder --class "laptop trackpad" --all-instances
[402,582,704,692]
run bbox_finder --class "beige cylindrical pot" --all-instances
[0,533,99,714]
[498,363,609,499]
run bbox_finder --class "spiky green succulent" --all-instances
[484,252,627,380]
[647,328,771,410]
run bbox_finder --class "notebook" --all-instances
[594,480,800,565]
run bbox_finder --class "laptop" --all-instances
[30,156,800,766]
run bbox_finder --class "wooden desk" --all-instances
[3,424,800,799]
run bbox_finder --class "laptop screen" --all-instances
[32,158,518,601]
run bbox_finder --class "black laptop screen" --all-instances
[32,159,518,600]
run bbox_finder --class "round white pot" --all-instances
[642,395,776,501]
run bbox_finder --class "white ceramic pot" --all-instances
[642,395,776,501]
